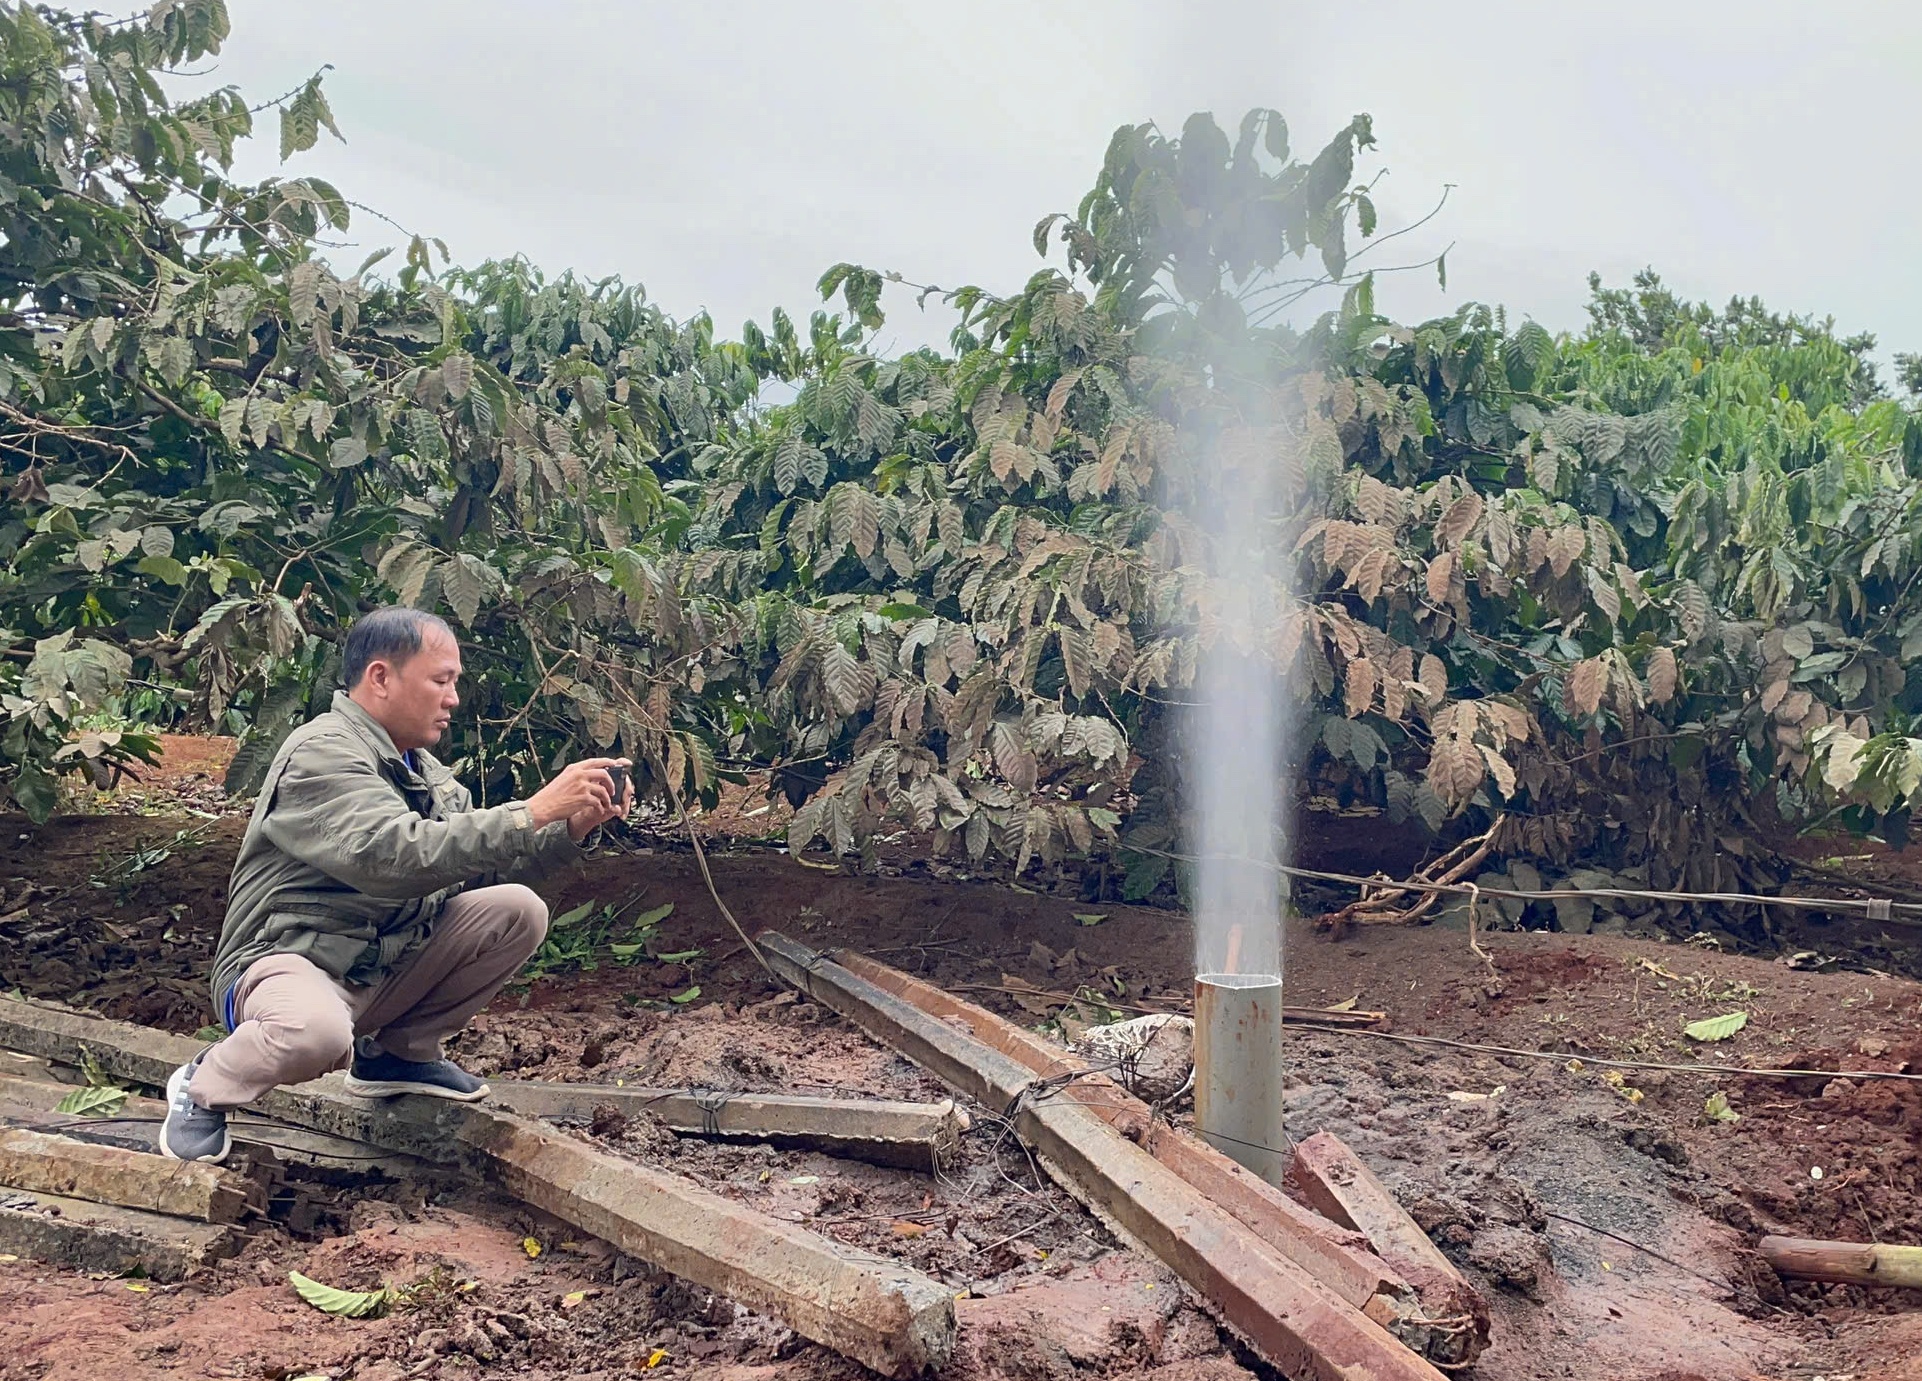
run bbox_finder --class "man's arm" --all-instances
[260,738,576,898]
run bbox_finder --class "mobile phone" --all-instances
[604,763,628,805]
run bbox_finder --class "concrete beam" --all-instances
[490,1080,967,1173]
[0,1072,426,1178]
[831,950,1430,1331]
[1288,1132,1491,1368]
[0,997,954,1378]
[760,933,1445,1381]
[0,1188,242,1280]
[0,1127,266,1223]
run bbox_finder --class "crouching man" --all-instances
[160,607,633,1163]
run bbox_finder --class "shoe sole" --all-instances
[342,1075,490,1102]
[158,1064,231,1165]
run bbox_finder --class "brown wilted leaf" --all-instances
[1568,658,1605,718]
[1425,549,1458,606]
[1435,492,1484,548]
[1356,474,1394,525]
[1344,656,1377,718]
[1546,526,1586,578]
[1426,731,1485,808]
[1478,742,1517,798]
[1354,547,1393,603]
[1380,645,1413,720]
[1485,506,1516,566]
[1646,646,1678,703]
[1419,653,1448,705]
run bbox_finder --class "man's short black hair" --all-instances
[342,607,455,689]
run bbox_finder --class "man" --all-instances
[160,607,633,1163]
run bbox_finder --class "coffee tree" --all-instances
[5,2,1922,955]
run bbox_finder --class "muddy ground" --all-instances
[0,741,1919,1380]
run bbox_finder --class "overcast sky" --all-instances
[205,1,1921,369]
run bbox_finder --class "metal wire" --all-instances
[1125,843,1922,927]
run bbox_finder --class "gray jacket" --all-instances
[210,692,578,1015]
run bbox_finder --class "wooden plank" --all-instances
[1287,1131,1490,1366]
[830,947,1452,1352]
[0,1127,266,1223]
[490,1080,967,1173]
[1760,1235,1922,1289]
[0,997,955,1378]
[0,1188,242,1281]
[760,932,1445,1381]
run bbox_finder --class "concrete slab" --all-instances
[0,1188,242,1280]
[0,996,956,1378]
[0,1127,265,1222]
[490,1079,966,1172]
[760,933,1445,1381]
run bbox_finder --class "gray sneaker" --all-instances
[158,1054,231,1163]
[343,1050,489,1101]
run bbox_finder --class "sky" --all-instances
[201,1,1922,368]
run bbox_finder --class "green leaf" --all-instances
[668,985,702,1004]
[1073,913,1108,926]
[654,948,702,963]
[631,903,674,928]
[10,765,57,824]
[551,901,597,929]
[1703,1091,1740,1124]
[55,1083,127,1117]
[1262,111,1289,162]
[288,1271,391,1319]
[327,436,367,469]
[278,75,342,162]
[1683,1011,1748,1043]
[135,554,187,587]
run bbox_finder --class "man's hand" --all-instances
[527,758,632,840]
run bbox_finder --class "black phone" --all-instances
[604,764,628,805]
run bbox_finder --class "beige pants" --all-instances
[188,883,549,1110]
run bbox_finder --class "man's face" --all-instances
[358,625,463,753]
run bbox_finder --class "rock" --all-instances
[1464,1225,1548,1299]
[1076,1015,1194,1103]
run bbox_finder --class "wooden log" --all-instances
[760,932,1445,1381]
[829,947,1468,1360]
[0,1127,266,1223]
[1287,1131,1490,1364]
[1760,1235,1922,1289]
[0,1188,242,1281]
[0,997,955,1378]
[490,1080,967,1173]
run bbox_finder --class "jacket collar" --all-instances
[330,691,412,772]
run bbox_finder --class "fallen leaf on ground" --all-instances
[288,1271,391,1319]
[1683,1011,1748,1042]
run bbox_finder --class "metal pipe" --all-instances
[1194,972,1286,1187]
